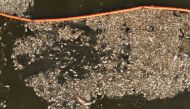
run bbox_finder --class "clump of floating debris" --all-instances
[11,9,190,109]
[0,0,33,17]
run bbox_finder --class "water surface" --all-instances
[30,0,190,18]
[1,0,190,109]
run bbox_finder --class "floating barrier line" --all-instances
[1,6,190,23]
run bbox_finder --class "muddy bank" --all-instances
[7,9,190,109]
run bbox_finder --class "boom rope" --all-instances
[0,6,190,23]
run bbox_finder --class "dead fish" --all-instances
[76,94,92,106]
[173,54,178,61]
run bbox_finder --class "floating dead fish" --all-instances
[76,94,92,106]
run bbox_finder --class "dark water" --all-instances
[0,17,48,109]
[28,0,190,18]
[91,90,190,109]
[1,0,190,109]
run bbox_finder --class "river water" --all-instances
[1,0,190,109]
[31,0,190,18]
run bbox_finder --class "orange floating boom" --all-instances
[1,6,190,23]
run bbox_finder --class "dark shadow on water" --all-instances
[91,89,190,109]
[10,20,103,86]
[31,0,190,18]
